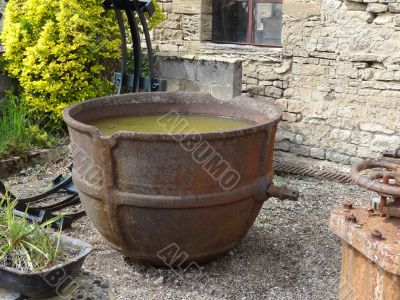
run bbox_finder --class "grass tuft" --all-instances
[0,193,66,272]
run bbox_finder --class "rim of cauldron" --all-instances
[63,92,283,141]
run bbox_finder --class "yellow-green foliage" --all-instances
[1,0,122,126]
[2,1,120,128]
[1,0,164,128]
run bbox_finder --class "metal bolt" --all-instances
[343,201,353,210]
[345,214,357,223]
[371,230,383,240]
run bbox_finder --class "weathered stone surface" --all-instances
[388,3,400,13]
[149,0,400,165]
[173,0,212,14]
[366,3,388,13]
[0,0,5,36]
[0,146,70,177]
[373,13,393,25]
[154,54,242,100]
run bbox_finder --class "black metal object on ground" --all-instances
[0,173,85,230]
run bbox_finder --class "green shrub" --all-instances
[1,0,164,129]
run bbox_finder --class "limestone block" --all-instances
[388,3,400,13]
[367,3,388,13]
[310,147,326,159]
[180,80,211,93]
[210,83,240,100]
[370,134,400,151]
[325,151,351,164]
[287,100,304,113]
[337,106,353,117]
[161,2,173,13]
[373,70,400,81]
[276,131,296,141]
[282,112,300,122]
[165,78,181,92]
[373,13,393,25]
[274,98,289,111]
[264,86,283,98]
[345,0,368,11]
[283,0,321,19]
[359,122,395,134]
[276,140,290,151]
[290,144,311,157]
[173,0,212,14]
[316,37,338,53]
[247,85,265,95]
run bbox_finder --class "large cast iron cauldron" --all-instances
[63,92,298,266]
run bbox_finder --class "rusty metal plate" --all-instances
[330,207,400,276]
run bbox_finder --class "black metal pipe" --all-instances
[138,10,154,81]
[125,5,141,92]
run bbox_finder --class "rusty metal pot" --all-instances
[63,92,298,266]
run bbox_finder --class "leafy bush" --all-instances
[0,194,64,272]
[1,0,164,129]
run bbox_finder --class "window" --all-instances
[212,0,283,47]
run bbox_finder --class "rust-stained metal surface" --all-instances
[330,207,400,277]
[63,92,298,266]
[338,243,400,300]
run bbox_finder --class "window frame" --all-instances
[212,0,283,48]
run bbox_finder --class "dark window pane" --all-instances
[253,2,282,46]
[212,0,249,44]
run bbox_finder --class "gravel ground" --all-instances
[3,159,375,300]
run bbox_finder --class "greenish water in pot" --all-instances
[89,113,255,135]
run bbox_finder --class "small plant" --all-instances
[0,92,60,159]
[0,194,65,272]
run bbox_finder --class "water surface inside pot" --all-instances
[88,113,256,135]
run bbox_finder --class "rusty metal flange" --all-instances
[350,160,400,198]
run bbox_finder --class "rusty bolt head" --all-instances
[342,201,353,210]
[371,230,383,240]
[345,214,357,223]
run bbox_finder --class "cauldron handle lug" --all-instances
[266,184,299,201]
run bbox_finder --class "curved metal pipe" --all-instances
[125,6,141,92]
[350,160,400,197]
[138,10,154,81]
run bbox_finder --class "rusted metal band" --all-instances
[73,172,272,208]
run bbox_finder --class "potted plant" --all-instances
[0,194,92,298]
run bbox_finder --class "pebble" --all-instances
[154,276,165,285]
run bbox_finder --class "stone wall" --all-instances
[0,0,5,37]
[153,0,400,166]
